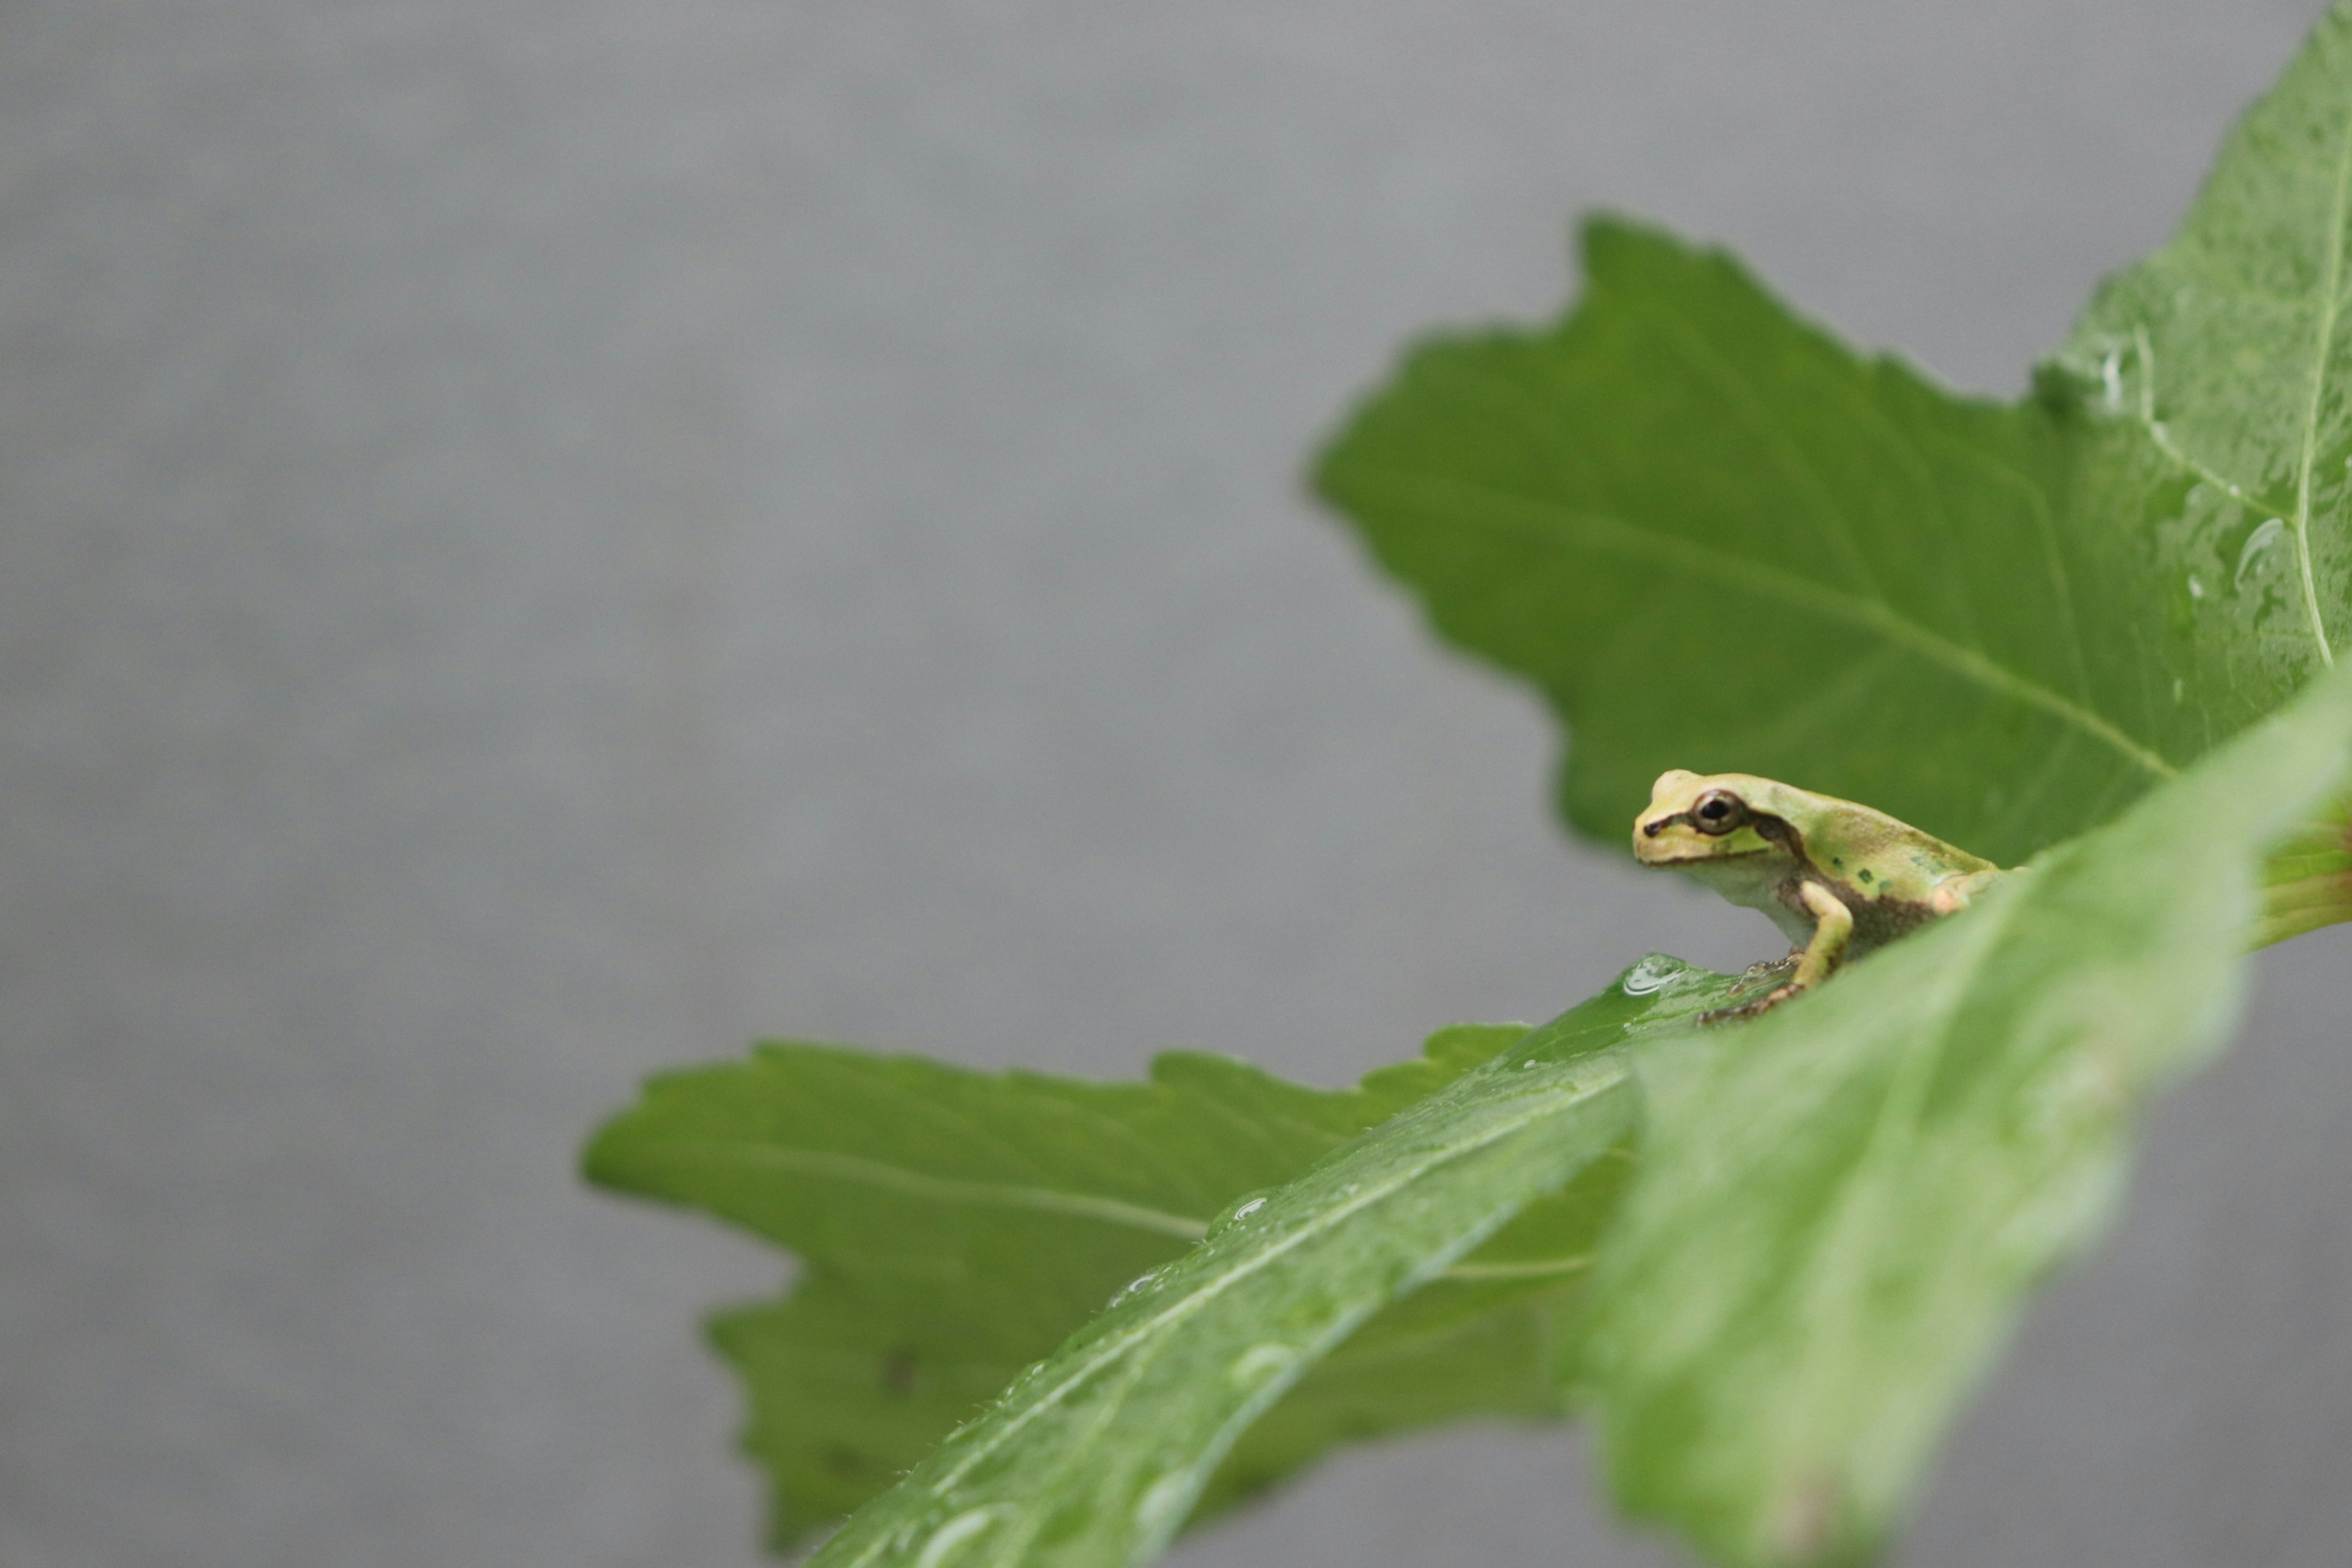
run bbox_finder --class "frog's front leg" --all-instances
[1702,882,1852,1024]
[1785,882,1855,989]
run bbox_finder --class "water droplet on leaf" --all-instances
[2236,518,2286,587]
[913,1506,1005,1568]
[1229,1343,1297,1384]
[1619,954,1684,995]
[1207,1193,1271,1235]
[1111,1268,1166,1305]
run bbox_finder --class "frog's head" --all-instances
[1632,769,1785,868]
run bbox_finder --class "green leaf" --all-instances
[2045,0,2352,943]
[794,962,1735,1568]
[1583,667,2352,1568]
[2057,0,2352,679]
[585,1019,1648,1547]
[1314,0,2352,870]
[1317,220,2192,867]
[704,1251,1594,1540]
[590,17,2352,1568]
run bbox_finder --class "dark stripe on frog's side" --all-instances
[1753,812,1937,955]
[1838,889,1939,951]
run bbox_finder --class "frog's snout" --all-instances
[1634,770,1699,853]
[1631,809,1683,862]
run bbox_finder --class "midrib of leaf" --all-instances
[2132,325,2272,510]
[664,1137,1566,1286]
[2288,96,2352,669]
[1357,467,2180,781]
[2121,89,2352,671]
[822,1057,1635,1568]
[925,1089,1583,1483]
[657,1139,1212,1242]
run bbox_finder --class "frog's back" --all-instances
[1731,775,1997,906]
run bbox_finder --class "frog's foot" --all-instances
[1724,951,1801,999]
[1700,980,1804,1025]
[1705,884,1852,1025]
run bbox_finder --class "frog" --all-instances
[1632,770,2010,1022]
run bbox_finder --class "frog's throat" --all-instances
[1666,851,1808,934]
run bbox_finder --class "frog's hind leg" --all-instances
[1704,883,1852,1023]
[1929,868,2003,916]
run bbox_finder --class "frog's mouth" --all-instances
[1634,810,1751,861]
[1635,818,1760,857]
[1637,845,1772,869]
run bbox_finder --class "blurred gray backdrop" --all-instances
[4,2,2350,1564]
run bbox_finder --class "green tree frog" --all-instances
[1634,770,2010,1021]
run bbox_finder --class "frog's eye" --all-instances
[1691,790,1748,836]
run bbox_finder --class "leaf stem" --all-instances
[2254,805,2352,947]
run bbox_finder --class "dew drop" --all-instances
[1112,1268,1166,1305]
[1205,1192,1272,1236]
[1619,954,1683,996]
[914,1506,1005,1568]
[2173,676,2186,704]
[2187,573,2205,600]
[2236,518,2286,588]
[1229,1343,1297,1384]
[2097,349,2124,412]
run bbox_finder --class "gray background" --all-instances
[3,2,2349,1564]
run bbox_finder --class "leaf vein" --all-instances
[1360,469,2179,780]
[902,1064,1628,1529]
[2288,93,2352,668]
[657,1140,1213,1240]
[1632,285,1885,599]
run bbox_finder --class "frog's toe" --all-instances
[1725,954,1800,1002]
[1700,981,1803,1025]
